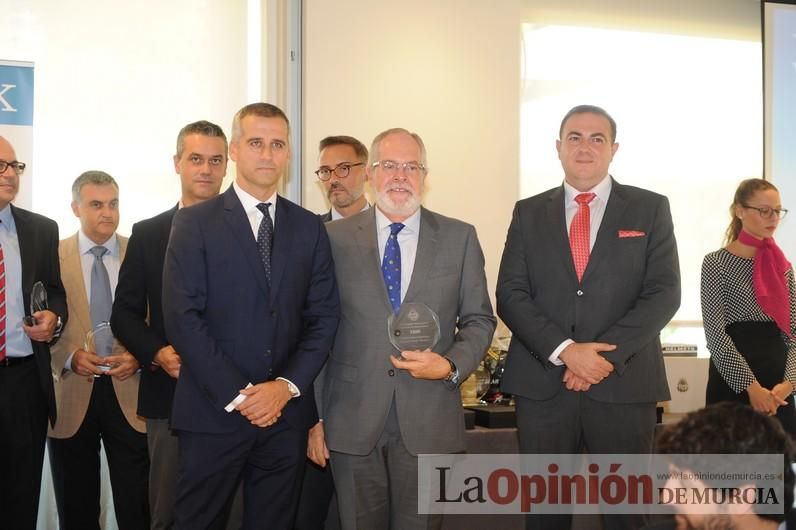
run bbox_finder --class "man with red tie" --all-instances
[496,105,681,530]
[0,136,68,530]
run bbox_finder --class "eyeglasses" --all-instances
[743,204,789,220]
[370,160,426,178]
[0,160,26,176]
[315,162,365,181]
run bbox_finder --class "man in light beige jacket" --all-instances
[48,171,148,530]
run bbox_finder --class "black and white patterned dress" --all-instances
[701,248,796,435]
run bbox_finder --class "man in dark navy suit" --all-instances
[163,103,340,530]
[111,120,227,530]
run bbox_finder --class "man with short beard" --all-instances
[296,135,370,530]
[316,128,496,530]
[315,135,370,222]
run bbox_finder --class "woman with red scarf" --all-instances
[701,178,796,435]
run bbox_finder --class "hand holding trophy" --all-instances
[85,322,117,376]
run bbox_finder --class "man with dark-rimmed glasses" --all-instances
[296,135,370,530]
[315,136,370,222]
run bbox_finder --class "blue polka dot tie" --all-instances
[382,223,404,313]
[256,202,273,284]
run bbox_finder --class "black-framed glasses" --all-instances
[0,159,26,176]
[743,204,788,220]
[314,162,364,181]
[370,160,426,178]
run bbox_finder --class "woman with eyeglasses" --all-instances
[701,178,796,435]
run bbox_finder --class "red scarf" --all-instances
[738,230,793,338]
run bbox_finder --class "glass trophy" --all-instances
[387,302,441,352]
[23,281,48,326]
[85,322,116,375]
[461,362,492,405]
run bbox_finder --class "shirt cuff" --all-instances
[224,382,253,412]
[65,350,76,371]
[277,377,300,398]
[549,339,574,366]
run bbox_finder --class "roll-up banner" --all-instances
[0,60,34,209]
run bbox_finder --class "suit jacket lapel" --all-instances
[63,234,92,333]
[159,205,178,260]
[10,205,35,300]
[583,179,628,283]
[354,209,393,314]
[221,187,270,298]
[404,207,439,304]
[546,186,578,282]
[269,196,290,305]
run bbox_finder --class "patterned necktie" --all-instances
[382,223,405,313]
[0,237,6,362]
[569,192,596,282]
[89,246,113,355]
[256,202,274,283]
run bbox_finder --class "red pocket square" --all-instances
[618,230,645,238]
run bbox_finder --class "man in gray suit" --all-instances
[316,128,496,530]
[496,105,681,530]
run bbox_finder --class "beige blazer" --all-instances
[48,233,145,438]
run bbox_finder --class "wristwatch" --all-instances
[444,358,460,385]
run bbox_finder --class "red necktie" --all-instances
[570,192,596,282]
[0,243,6,361]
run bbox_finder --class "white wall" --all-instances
[1,0,248,236]
[303,0,521,305]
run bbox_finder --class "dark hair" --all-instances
[231,102,290,142]
[318,135,368,162]
[175,120,227,158]
[724,178,778,245]
[656,402,796,522]
[559,104,617,143]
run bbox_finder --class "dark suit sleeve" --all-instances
[162,209,248,409]
[112,222,168,367]
[45,220,68,337]
[277,218,339,394]
[444,225,496,381]
[596,196,680,374]
[496,202,569,363]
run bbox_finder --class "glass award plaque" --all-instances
[85,322,115,374]
[23,281,48,326]
[387,302,441,352]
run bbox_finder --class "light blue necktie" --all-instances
[382,223,404,313]
[89,246,113,355]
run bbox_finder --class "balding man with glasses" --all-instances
[0,136,68,530]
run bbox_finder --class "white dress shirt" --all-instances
[225,182,298,413]
[65,231,121,370]
[549,175,613,365]
[375,206,421,304]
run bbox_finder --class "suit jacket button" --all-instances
[271,310,277,317]
[576,290,584,297]
[388,369,395,377]
[264,350,271,356]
